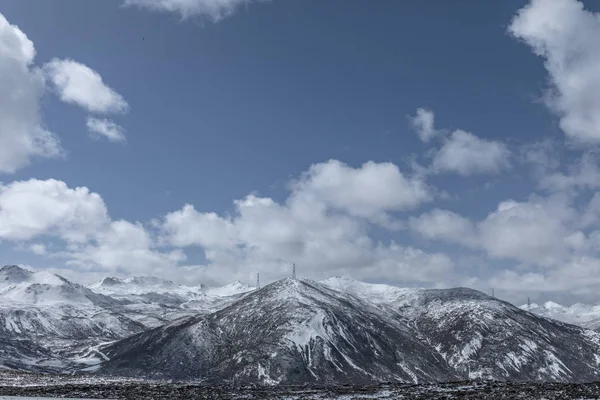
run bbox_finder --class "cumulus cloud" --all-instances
[0,178,180,278]
[123,0,267,21]
[291,160,431,225]
[489,256,600,295]
[162,204,238,249]
[478,194,577,266]
[409,107,511,177]
[159,160,450,285]
[409,108,438,142]
[64,220,186,277]
[86,117,127,143]
[0,160,448,286]
[431,130,511,176]
[409,209,477,247]
[0,13,62,173]
[0,179,109,242]
[43,59,129,114]
[509,0,600,142]
[412,194,581,267]
[540,152,600,192]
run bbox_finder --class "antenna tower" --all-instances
[256,273,260,289]
[292,263,296,280]
[527,297,531,309]
[491,288,495,298]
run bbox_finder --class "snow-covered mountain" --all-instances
[520,301,600,331]
[99,278,600,383]
[5,266,600,384]
[0,265,147,372]
[87,275,255,328]
[100,278,456,383]
[0,265,259,373]
[0,265,119,307]
[203,281,254,297]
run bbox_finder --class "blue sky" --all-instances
[2,0,600,304]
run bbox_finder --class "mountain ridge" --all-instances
[98,278,600,384]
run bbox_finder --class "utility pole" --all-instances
[256,273,260,289]
[491,288,494,298]
[527,297,531,310]
[292,263,296,280]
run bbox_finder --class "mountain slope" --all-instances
[100,279,457,383]
[407,288,600,381]
[99,278,600,384]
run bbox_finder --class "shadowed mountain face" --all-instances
[100,279,600,384]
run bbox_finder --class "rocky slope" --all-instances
[99,278,600,384]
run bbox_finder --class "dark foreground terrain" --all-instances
[1,372,600,400]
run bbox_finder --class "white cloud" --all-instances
[510,0,600,142]
[292,160,431,224]
[489,256,600,295]
[409,190,600,297]
[64,220,186,277]
[412,193,584,268]
[124,0,266,21]
[540,152,600,192]
[86,117,127,143]
[431,130,511,176]
[162,204,238,248]
[43,59,129,114]
[159,160,450,285]
[0,13,62,173]
[409,108,437,142]
[478,194,577,266]
[0,178,183,278]
[0,162,445,286]
[29,243,47,255]
[409,208,477,247]
[520,139,560,177]
[0,179,109,242]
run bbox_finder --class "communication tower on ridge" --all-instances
[256,273,260,289]
[527,297,531,310]
[292,263,296,280]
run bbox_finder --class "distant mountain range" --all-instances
[0,265,252,372]
[520,301,600,331]
[3,265,600,384]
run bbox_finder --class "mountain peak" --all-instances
[98,277,123,286]
[0,265,33,284]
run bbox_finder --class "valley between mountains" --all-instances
[3,264,600,385]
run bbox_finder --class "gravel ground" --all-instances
[1,371,600,399]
